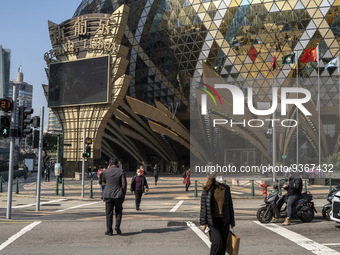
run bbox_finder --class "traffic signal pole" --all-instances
[6,85,17,219]
[36,106,44,211]
[81,128,86,198]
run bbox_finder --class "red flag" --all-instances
[271,55,277,70]
[300,48,317,63]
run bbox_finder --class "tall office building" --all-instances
[9,65,33,109]
[0,45,10,98]
[0,45,10,163]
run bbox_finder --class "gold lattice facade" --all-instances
[47,0,340,174]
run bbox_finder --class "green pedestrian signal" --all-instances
[1,127,9,136]
[83,146,91,158]
[0,116,10,138]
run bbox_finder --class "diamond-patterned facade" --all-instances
[73,0,340,167]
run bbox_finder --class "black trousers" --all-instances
[185,183,190,191]
[135,190,143,209]
[105,198,124,232]
[209,217,229,255]
[154,175,159,185]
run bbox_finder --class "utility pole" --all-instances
[81,128,86,198]
[36,106,44,211]
[6,85,17,219]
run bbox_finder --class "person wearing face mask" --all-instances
[200,173,235,255]
[130,169,149,211]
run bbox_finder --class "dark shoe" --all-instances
[136,208,141,211]
[115,227,122,235]
[105,231,113,236]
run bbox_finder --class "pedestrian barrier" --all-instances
[16,177,19,194]
[329,178,332,193]
[251,180,255,196]
[194,180,198,197]
[89,180,93,199]
[61,179,65,196]
[303,179,308,193]
[55,176,59,195]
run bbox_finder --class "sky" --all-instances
[0,0,82,127]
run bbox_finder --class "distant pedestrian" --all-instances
[23,165,28,180]
[138,164,145,176]
[183,168,191,191]
[59,165,63,184]
[153,164,160,185]
[200,173,235,255]
[97,167,106,200]
[100,159,127,236]
[130,169,149,211]
[44,167,51,182]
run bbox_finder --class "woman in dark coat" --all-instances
[200,173,235,255]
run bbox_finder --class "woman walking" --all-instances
[183,168,191,191]
[200,173,235,255]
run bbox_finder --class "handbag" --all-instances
[226,230,240,255]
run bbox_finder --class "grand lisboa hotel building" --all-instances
[46,0,340,175]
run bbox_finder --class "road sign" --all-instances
[85,137,92,144]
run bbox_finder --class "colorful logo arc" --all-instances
[197,83,223,106]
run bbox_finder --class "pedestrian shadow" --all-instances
[122,226,187,236]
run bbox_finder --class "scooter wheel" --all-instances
[299,206,314,222]
[257,207,273,223]
[322,207,331,221]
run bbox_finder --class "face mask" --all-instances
[215,176,224,184]
[137,173,141,176]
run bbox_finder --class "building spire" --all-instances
[16,65,23,82]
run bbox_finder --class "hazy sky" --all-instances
[0,0,82,126]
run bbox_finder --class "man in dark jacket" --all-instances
[100,159,127,236]
[130,169,149,211]
[282,173,302,225]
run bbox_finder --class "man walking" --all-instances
[153,164,160,185]
[130,169,149,211]
[100,159,127,236]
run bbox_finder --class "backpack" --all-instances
[182,171,186,178]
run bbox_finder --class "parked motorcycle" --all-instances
[322,185,340,221]
[257,185,317,223]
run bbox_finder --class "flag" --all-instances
[300,48,317,63]
[271,55,277,70]
[324,57,339,69]
[282,53,295,64]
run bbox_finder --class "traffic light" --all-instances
[0,115,10,138]
[83,145,91,158]
[18,106,34,137]
[32,130,39,148]
[32,116,40,128]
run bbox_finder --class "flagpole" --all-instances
[296,51,299,167]
[317,44,321,172]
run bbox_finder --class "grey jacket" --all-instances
[100,166,127,199]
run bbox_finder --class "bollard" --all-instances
[329,179,332,193]
[0,176,2,193]
[89,180,93,199]
[55,176,59,196]
[61,179,65,196]
[194,180,198,197]
[303,179,307,193]
[16,177,19,194]
[251,180,255,196]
